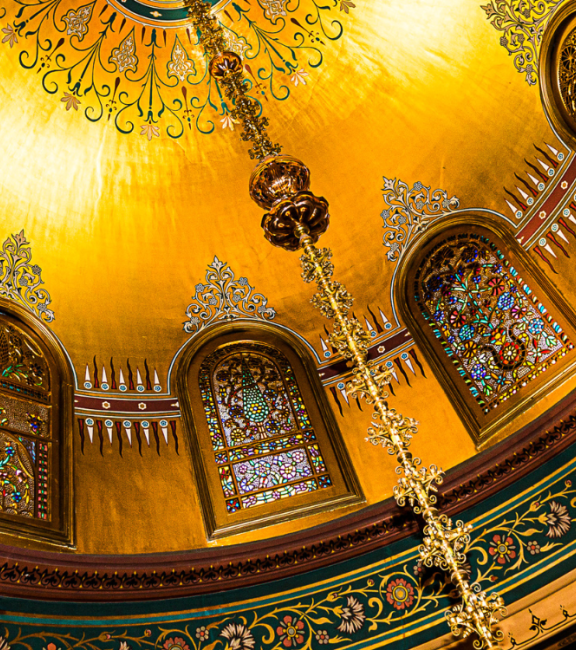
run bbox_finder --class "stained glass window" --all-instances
[0,322,51,520]
[414,233,573,414]
[199,344,332,514]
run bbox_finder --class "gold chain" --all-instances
[296,224,506,649]
[186,2,506,646]
[184,0,282,160]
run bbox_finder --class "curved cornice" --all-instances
[1,389,576,601]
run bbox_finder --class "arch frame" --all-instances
[394,212,576,448]
[0,298,75,548]
[174,321,364,539]
[539,0,576,151]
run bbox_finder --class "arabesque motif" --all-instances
[0,429,34,516]
[0,323,49,394]
[199,343,331,513]
[1,472,575,647]
[0,318,51,521]
[0,231,54,322]
[481,0,562,86]
[183,256,276,335]
[0,0,353,139]
[415,233,573,414]
[380,177,459,263]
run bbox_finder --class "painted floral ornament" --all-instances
[0,0,354,139]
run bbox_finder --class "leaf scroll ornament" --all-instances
[183,256,276,335]
[0,230,54,322]
[481,0,562,86]
[380,177,459,263]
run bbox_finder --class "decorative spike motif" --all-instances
[296,224,506,649]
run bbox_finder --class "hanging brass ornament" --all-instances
[186,1,506,646]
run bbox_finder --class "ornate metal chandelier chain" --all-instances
[186,2,506,647]
[184,0,282,160]
[295,225,505,648]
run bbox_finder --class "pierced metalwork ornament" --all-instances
[380,177,459,263]
[481,0,561,86]
[0,230,54,322]
[183,256,276,335]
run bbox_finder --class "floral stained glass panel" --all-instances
[199,346,332,514]
[0,322,51,520]
[414,233,573,414]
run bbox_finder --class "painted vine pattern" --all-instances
[0,0,355,139]
[1,473,574,649]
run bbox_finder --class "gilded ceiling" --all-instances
[1,0,576,555]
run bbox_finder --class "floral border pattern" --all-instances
[1,452,576,649]
[1,405,575,599]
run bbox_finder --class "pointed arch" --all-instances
[175,322,363,539]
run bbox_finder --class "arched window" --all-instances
[400,221,576,447]
[178,325,362,539]
[0,303,74,546]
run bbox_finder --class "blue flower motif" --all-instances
[459,324,475,341]
[497,292,514,310]
[528,318,545,335]
[471,363,487,380]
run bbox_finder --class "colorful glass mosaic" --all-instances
[414,233,573,413]
[0,321,52,520]
[0,430,34,517]
[199,344,332,513]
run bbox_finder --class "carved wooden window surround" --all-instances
[399,219,576,448]
[176,323,363,539]
[0,301,74,547]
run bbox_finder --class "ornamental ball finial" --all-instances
[249,155,311,209]
[208,51,243,79]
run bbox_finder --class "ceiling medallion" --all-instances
[0,0,353,139]
[183,256,276,335]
